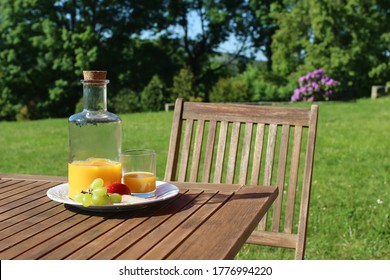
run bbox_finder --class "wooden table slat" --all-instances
[0,204,66,241]
[0,181,56,206]
[64,191,190,260]
[118,190,229,260]
[167,186,278,259]
[90,190,203,260]
[0,175,277,260]
[141,191,234,260]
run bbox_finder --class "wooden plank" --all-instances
[259,124,278,230]
[0,204,65,240]
[0,180,27,193]
[14,214,109,260]
[226,122,241,184]
[0,209,85,259]
[202,120,217,182]
[0,181,55,206]
[0,183,59,218]
[64,191,189,260]
[284,126,302,233]
[167,186,278,259]
[295,105,318,260]
[239,123,253,184]
[140,191,232,259]
[172,181,242,192]
[189,120,205,181]
[90,190,202,260]
[182,102,311,126]
[246,230,297,249]
[250,124,265,185]
[164,98,184,181]
[178,119,194,182]
[0,174,66,182]
[271,124,290,232]
[117,191,223,259]
[213,121,228,183]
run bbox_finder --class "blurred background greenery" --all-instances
[0,0,389,120]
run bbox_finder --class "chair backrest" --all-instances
[165,98,319,259]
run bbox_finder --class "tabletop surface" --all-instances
[0,174,278,260]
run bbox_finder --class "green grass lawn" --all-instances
[1,97,389,259]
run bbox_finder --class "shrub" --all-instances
[291,69,339,101]
[140,75,165,112]
[109,88,141,113]
[240,65,291,101]
[209,77,249,102]
[170,67,195,101]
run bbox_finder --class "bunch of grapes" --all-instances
[73,178,122,207]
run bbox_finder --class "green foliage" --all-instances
[75,97,84,114]
[0,0,389,119]
[240,65,292,101]
[0,0,178,120]
[140,75,165,112]
[108,88,141,114]
[209,77,250,102]
[170,67,195,101]
[271,0,390,99]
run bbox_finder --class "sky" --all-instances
[141,11,267,61]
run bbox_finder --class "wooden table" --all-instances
[0,174,278,260]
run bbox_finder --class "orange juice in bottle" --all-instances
[68,158,122,199]
[68,71,122,199]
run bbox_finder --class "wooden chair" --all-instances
[164,98,319,259]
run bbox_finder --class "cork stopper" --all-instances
[83,70,107,81]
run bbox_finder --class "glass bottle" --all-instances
[68,71,122,199]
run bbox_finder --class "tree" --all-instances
[162,0,258,100]
[271,0,390,98]
[140,75,165,112]
[0,0,174,119]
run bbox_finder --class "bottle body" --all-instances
[68,73,122,198]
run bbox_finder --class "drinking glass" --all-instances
[120,149,156,198]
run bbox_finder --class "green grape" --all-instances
[92,186,107,196]
[90,178,104,190]
[73,193,84,203]
[109,193,122,203]
[82,193,93,207]
[92,194,110,206]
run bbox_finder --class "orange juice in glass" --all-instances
[123,172,156,194]
[68,158,122,199]
[121,150,156,198]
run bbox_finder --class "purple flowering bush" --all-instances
[291,69,339,101]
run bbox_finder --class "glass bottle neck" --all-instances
[82,80,109,112]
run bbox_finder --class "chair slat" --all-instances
[250,124,265,185]
[284,126,302,233]
[166,99,319,260]
[226,122,241,184]
[271,124,290,232]
[178,119,194,182]
[164,98,184,181]
[259,124,278,230]
[295,105,319,260]
[239,123,254,184]
[202,120,217,183]
[214,121,228,183]
[189,120,205,182]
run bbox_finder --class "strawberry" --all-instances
[106,183,131,195]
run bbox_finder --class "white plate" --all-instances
[46,181,179,212]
